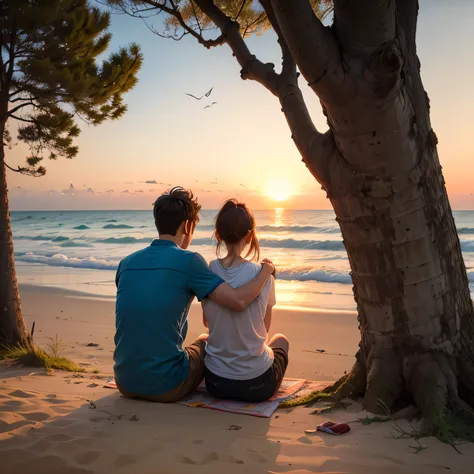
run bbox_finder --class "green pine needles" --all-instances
[1,0,142,175]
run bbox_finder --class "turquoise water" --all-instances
[11,209,474,311]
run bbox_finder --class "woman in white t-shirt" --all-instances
[202,199,289,402]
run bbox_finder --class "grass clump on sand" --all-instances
[279,390,333,408]
[2,335,84,373]
[279,378,346,409]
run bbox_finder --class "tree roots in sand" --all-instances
[280,349,474,443]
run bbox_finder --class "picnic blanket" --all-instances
[178,378,306,417]
[105,378,307,418]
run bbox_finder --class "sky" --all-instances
[7,0,474,211]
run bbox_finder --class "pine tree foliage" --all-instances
[0,0,142,175]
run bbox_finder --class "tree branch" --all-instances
[260,0,332,187]
[10,114,36,124]
[9,88,27,99]
[136,0,225,48]
[4,162,21,173]
[235,0,249,22]
[260,0,295,78]
[193,0,279,93]
[269,0,342,100]
[4,161,45,177]
[334,0,396,56]
[8,101,36,116]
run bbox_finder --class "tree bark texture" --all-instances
[267,0,474,418]
[0,133,30,349]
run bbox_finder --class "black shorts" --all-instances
[204,348,289,403]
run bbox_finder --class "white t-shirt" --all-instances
[202,259,276,380]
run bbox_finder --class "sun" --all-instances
[265,178,294,202]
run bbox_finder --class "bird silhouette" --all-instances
[204,102,217,110]
[186,88,213,100]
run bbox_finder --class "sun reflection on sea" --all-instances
[274,207,285,227]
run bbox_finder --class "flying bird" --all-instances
[186,88,213,100]
[204,102,217,110]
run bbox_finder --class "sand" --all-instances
[1,285,473,474]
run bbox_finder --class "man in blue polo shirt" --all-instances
[114,187,274,402]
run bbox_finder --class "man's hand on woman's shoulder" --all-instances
[261,258,276,277]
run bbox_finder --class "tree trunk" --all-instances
[305,6,474,424]
[0,136,30,349]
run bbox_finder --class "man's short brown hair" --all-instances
[153,187,201,236]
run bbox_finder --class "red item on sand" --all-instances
[316,421,351,435]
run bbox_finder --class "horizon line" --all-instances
[10,208,474,212]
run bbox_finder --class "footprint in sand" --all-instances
[3,400,28,411]
[75,450,101,465]
[297,435,313,445]
[0,418,33,433]
[8,390,35,399]
[44,398,68,405]
[19,412,51,422]
[113,454,139,468]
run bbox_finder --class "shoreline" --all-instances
[18,282,358,314]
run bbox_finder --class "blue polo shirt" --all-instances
[113,239,224,396]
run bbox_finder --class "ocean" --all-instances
[11,209,474,312]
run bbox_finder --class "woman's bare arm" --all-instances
[264,306,273,333]
[202,307,209,328]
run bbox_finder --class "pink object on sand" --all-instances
[316,421,351,435]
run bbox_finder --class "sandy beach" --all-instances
[1,285,473,474]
